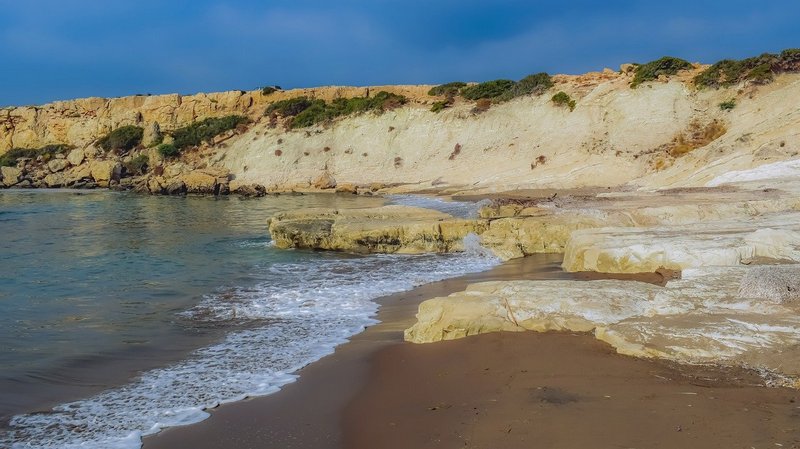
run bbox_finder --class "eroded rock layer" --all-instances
[267,205,487,254]
[405,265,800,386]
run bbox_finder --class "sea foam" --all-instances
[4,250,498,449]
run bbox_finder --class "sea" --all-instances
[0,190,498,449]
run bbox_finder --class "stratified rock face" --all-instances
[405,265,800,386]
[267,205,488,254]
[479,213,609,259]
[562,214,800,273]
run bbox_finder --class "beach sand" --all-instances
[144,255,800,449]
[345,332,800,449]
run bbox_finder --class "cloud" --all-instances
[1,0,799,105]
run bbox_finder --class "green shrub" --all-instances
[287,91,408,129]
[461,73,553,102]
[157,143,180,158]
[266,96,317,116]
[261,86,281,95]
[428,82,466,97]
[718,99,736,110]
[171,115,249,149]
[124,154,149,175]
[430,100,450,113]
[97,125,144,152]
[291,101,337,128]
[551,91,576,111]
[0,144,70,167]
[461,79,516,100]
[511,72,553,97]
[630,57,693,87]
[694,49,800,89]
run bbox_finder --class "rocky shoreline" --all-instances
[266,166,800,388]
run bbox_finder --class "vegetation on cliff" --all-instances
[0,144,70,166]
[266,91,408,128]
[260,85,282,95]
[428,82,466,97]
[157,143,180,158]
[98,126,143,152]
[171,115,249,149]
[694,49,800,88]
[551,91,576,111]
[630,57,693,87]
[458,73,553,103]
[123,154,149,175]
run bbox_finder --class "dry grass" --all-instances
[669,120,727,157]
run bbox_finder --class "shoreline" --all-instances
[143,254,572,449]
[142,254,788,449]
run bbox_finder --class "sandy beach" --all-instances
[144,255,800,449]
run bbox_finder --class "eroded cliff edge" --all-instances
[2,60,799,193]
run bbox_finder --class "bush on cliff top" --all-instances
[694,49,800,89]
[97,125,144,152]
[267,92,408,129]
[460,73,553,102]
[630,57,693,87]
[460,79,516,100]
[0,144,70,167]
[266,96,319,117]
[511,72,554,97]
[261,85,282,95]
[171,115,249,149]
[428,82,466,97]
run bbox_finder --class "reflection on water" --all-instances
[0,190,384,419]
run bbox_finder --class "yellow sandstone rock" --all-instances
[268,205,487,254]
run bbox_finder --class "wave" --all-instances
[5,251,498,449]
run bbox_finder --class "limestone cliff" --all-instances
[2,67,799,193]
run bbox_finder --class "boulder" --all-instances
[267,205,488,254]
[232,183,267,197]
[83,145,101,159]
[147,176,166,194]
[179,171,217,194]
[47,159,69,173]
[43,172,66,187]
[165,180,187,195]
[1,166,21,187]
[90,160,121,187]
[312,172,336,190]
[66,148,85,166]
[164,163,188,179]
[63,164,92,185]
[335,183,358,194]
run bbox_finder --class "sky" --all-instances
[1,0,798,106]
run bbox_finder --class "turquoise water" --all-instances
[0,190,497,449]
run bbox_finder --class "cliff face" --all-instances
[2,69,799,193]
[0,85,429,154]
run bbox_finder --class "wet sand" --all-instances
[345,332,800,449]
[144,255,800,449]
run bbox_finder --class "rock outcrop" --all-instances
[267,205,487,254]
[405,265,800,386]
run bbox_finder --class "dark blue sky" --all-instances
[2,0,798,106]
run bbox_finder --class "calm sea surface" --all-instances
[0,190,496,449]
